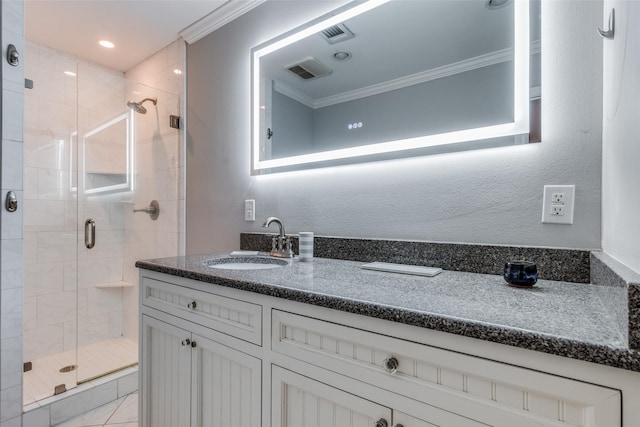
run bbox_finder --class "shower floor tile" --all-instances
[23,338,138,405]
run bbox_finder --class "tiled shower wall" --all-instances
[1,2,25,426]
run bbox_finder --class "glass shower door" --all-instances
[23,42,183,404]
[22,44,80,404]
[75,67,134,382]
[75,68,182,383]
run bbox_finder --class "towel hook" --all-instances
[598,8,615,39]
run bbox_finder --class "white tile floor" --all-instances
[24,338,138,405]
[53,392,138,427]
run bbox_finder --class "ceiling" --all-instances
[25,0,233,72]
[260,0,515,103]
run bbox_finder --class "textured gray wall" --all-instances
[271,61,513,156]
[186,0,603,254]
[272,90,313,158]
[310,62,513,152]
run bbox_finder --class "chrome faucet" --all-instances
[262,217,293,258]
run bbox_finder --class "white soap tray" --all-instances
[361,262,442,277]
[229,251,259,257]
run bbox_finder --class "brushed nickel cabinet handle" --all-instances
[383,357,399,374]
[373,419,388,427]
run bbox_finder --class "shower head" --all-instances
[126,97,157,114]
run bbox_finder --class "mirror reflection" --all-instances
[253,0,540,172]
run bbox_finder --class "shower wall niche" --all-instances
[23,40,185,404]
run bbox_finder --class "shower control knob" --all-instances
[181,338,191,347]
[383,356,399,374]
[187,301,197,310]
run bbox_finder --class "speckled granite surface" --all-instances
[136,253,640,372]
[240,233,591,283]
[591,251,640,349]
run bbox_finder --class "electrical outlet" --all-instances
[542,185,575,224]
[552,192,565,203]
[244,199,255,221]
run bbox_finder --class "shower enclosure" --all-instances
[23,42,184,404]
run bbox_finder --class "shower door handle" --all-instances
[85,219,96,249]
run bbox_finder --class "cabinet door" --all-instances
[141,315,192,427]
[272,365,392,427]
[191,334,261,427]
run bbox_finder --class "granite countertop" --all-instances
[136,253,640,372]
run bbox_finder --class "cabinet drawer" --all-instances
[272,310,621,427]
[272,365,392,427]
[142,277,262,345]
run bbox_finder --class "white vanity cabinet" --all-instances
[139,270,625,427]
[140,276,262,427]
[271,310,620,427]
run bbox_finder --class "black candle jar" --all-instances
[503,261,538,287]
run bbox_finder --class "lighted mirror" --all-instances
[252,0,539,173]
[82,112,134,194]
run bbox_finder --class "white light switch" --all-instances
[542,185,575,224]
[244,199,255,221]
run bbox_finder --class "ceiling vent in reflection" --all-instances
[285,57,333,80]
[320,23,355,44]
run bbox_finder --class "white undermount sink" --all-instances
[205,256,288,270]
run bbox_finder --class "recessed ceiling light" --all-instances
[64,71,77,77]
[98,40,115,49]
[332,51,352,61]
[173,69,183,75]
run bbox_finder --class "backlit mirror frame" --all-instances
[252,0,530,173]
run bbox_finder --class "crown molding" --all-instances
[273,81,317,109]
[314,48,514,108]
[271,48,513,110]
[180,0,266,44]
